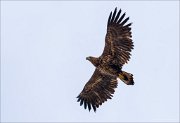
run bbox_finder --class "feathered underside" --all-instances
[77,69,118,112]
[101,7,134,67]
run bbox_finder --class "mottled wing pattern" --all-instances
[77,69,118,112]
[101,7,134,66]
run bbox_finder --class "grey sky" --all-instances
[1,1,179,122]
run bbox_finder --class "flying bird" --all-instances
[77,7,134,112]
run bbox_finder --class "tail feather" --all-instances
[119,71,134,85]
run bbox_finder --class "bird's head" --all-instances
[86,56,99,67]
[86,56,93,61]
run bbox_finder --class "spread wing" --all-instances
[101,7,134,66]
[77,69,118,112]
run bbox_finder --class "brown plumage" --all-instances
[77,7,134,112]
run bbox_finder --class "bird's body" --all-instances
[87,56,122,76]
[77,7,134,112]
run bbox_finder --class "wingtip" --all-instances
[108,11,113,25]
[114,7,117,11]
[117,12,126,24]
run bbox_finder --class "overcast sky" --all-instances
[1,1,179,122]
